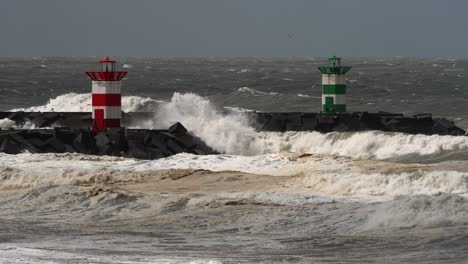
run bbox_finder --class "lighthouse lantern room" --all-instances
[86,58,127,131]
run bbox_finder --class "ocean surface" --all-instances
[1,57,468,263]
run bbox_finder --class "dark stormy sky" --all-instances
[1,0,467,58]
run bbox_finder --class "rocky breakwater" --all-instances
[0,122,215,159]
[0,112,154,129]
[250,112,466,136]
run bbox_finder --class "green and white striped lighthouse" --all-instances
[318,56,352,114]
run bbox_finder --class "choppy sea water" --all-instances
[0,58,468,263]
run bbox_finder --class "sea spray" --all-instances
[0,118,16,129]
[152,93,257,155]
[11,93,163,113]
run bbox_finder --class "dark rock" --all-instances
[301,115,318,131]
[54,128,77,144]
[95,133,110,147]
[285,113,302,131]
[43,113,59,119]
[432,118,465,136]
[126,130,148,157]
[72,131,97,154]
[64,144,77,153]
[317,115,335,132]
[333,114,360,132]
[107,128,128,153]
[168,122,188,135]
[31,116,48,128]
[175,134,196,148]
[21,142,41,153]
[252,113,271,130]
[97,144,111,155]
[149,132,172,150]
[127,140,148,159]
[125,130,146,142]
[108,127,126,143]
[28,137,46,148]
[0,139,21,154]
[7,112,24,122]
[146,147,165,159]
[263,114,286,132]
[190,137,216,155]
[44,138,66,153]
[167,139,185,154]
[8,132,28,144]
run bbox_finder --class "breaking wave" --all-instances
[11,93,164,113]
[300,170,468,196]
[363,194,468,229]
[2,151,468,197]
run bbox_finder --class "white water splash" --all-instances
[11,93,164,113]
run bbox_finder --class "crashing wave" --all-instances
[11,93,164,113]
[363,194,468,229]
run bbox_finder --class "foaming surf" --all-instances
[3,92,468,262]
[11,92,164,112]
[2,151,468,198]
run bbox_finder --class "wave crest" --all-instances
[363,194,468,229]
[11,93,163,113]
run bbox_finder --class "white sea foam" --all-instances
[262,131,468,160]
[223,106,254,113]
[11,93,164,112]
[150,93,257,154]
[300,170,468,196]
[0,118,44,129]
[363,194,468,229]
[0,118,16,129]
[0,244,224,264]
[2,152,468,198]
[236,87,268,95]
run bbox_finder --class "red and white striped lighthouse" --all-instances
[85,58,127,131]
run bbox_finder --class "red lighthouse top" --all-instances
[86,57,127,81]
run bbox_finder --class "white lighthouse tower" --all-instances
[85,58,127,131]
